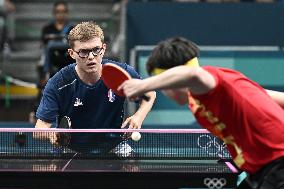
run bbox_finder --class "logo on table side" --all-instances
[74,98,83,107]
[204,178,227,189]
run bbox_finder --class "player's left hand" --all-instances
[121,115,143,129]
[118,79,146,100]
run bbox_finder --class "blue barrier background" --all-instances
[126,2,284,60]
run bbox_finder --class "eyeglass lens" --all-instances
[78,47,102,58]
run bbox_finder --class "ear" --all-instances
[68,49,76,60]
[100,43,107,56]
[102,43,107,52]
[103,43,107,49]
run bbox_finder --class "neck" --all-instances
[55,21,66,30]
[75,65,101,85]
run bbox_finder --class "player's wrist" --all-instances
[143,79,154,93]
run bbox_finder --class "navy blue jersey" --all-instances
[36,59,140,151]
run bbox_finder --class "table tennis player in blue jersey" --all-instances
[34,21,156,156]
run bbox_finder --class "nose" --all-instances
[88,51,96,59]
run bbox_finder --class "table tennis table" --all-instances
[0,158,238,189]
[0,128,239,189]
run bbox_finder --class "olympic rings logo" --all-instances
[204,178,227,189]
[197,134,229,157]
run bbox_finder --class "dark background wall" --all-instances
[126,2,284,56]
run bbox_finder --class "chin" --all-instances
[163,90,188,106]
[175,100,188,105]
[167,96,188,105]
[86,67,97,73]
[172,93,188,105]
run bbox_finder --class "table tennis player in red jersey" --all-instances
[119,37,284,188]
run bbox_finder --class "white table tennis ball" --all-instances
[131,132,141,141]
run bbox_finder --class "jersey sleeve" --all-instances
[35,79,59,123]
[201,66,222,94]
[124,64,141,79]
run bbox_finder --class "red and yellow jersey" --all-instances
[189,66,284,174]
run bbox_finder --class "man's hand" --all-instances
[120,115,143,140]
[121,115,143,129]
[49,132,59,145]
[33,119,59,145]
[118,79,146,100]
[33,131,58,145]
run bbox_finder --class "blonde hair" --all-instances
[68,21,104,49]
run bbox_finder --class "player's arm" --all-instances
[35,119,52,129]
[121,91,156,129]
[119,66,216,99]
[265,89,284,109]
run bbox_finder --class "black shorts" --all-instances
[237,157,284,189]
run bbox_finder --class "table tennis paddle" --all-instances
[101,63,149,101]
[54,116,71,147]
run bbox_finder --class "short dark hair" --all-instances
[53,1,68,13]
[146,37,200,75]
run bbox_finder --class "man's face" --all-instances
[161,88,189,105]
[68,37,106,74]
[54,4,68,22]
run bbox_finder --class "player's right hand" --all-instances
[49,132,58,145]
[32,131,58,145]
[33,131,50,140]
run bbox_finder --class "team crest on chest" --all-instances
[108,89,116,102]
[74,98,83,107]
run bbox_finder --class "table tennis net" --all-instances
[0,128,231,160]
